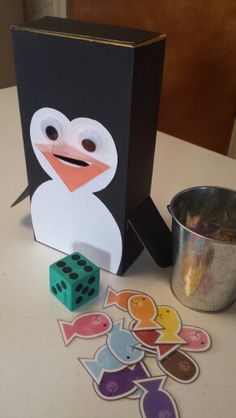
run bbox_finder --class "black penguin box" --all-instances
[11,17,171,275]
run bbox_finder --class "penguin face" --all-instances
[30,108,118,192]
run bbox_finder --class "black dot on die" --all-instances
[56,283,62,292]
[88,276,95,284]
[61,280,67,289]
[69,272,78,280]
[71,253,81,260]
[52,286,57,294]
[82,286,89,295]
[76,283,83,292]
[77,260,86,266]
[88,288,95,296]
[76,296,83,305]
[84,265,93,272]
[63,267,72,273]
[57,261,66,268]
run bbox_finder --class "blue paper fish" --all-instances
[80,344,126,384]
[107,319,144,364]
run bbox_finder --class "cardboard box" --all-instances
[11,17,171,275]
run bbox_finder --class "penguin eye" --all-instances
[41,118,62,142]
[45,125,59,141]
[82,138,96,152]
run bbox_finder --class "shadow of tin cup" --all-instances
[168,186,236,312]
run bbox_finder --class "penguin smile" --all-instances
[53,154,90,167]
[37,143,109,192]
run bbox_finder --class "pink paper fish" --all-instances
[180,325,211,352]
[58,312,112,346]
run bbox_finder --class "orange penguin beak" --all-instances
[37,143,109,191]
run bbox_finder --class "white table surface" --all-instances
[1,86,236,418]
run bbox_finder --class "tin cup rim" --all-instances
[168,185,236,245]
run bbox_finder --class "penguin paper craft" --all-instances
[30,110,122,274]
[12,17,171,274]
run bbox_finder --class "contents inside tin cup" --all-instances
[171,186,236,243]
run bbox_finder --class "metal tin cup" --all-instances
[169,186,236,312]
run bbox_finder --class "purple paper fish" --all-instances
[93,361,150,400]
[135,376,179,418]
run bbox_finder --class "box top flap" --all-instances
[11,16,166,48]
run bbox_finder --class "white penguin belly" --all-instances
[31,181,75,254]
[31,181,122,273]
[71,192,122,274]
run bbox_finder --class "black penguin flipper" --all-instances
[128,196,172,268]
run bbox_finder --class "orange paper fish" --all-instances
[127,294,161,330]
[104,286,140,311]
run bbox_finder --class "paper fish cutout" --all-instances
[135,376,179,418]
[180,326,211,352]
[104,286,140,311]
[80,345,126,384]
[156,306,185,344]
[130,321,180,361]
[58,312,112,346]
[186,213,201,230]
[93,361,150,400]
[107,319,144,364]
[127,294,160,330]
[158,350,200,383]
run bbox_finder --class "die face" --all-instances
[71,272,100,311]
[53,252,98,275]
[50,270,72,309]
[50,252,100,311]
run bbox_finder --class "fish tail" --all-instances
[135,319,159,330]
[80,358,103,384]
[59,321,76,345]
[135,376,165,392]
[157,330,185,344]
[104,287,118,307]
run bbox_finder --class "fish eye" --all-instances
[103,323,107,327]
[126,356,130,359]
[45,125,58,141]
[142,297,146,300]
[166,309,170,313]
[201,341,205,345]
[82,138,96,152]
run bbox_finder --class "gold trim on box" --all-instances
[11,25,166,48]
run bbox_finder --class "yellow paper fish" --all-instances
[156,306,185,344]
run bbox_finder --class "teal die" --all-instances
[49,252,100,311]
